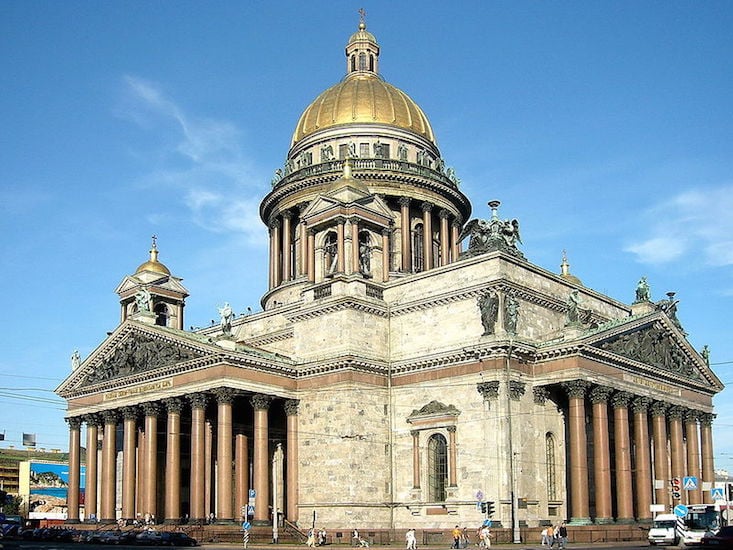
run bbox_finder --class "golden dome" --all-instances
[291,74,435,146]
[290,20,435,147]
[135,243,171,276]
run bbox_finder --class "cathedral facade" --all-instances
[57,20,722,541]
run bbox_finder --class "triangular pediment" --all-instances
[301,192,393,228]
[115,274,189,296]
[585,314,722,389]
[56,322,220,396]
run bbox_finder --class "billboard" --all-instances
[22,461,86,520]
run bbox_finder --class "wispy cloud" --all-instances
[116,75,267,244]
[624,185,733,266]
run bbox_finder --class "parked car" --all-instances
[160,532,197,546]
[135,530,164,545]
[701,525,733,548]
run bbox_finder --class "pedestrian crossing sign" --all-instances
[683,476,698,490]
[711,487,725,500]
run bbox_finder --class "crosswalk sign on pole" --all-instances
[711,487,725,500]
[683,476,698,490]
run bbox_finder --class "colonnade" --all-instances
[559,380,715,524]
[267,198,463,289]
[65,391,299,525]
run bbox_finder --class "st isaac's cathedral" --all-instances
[57,18,722,543]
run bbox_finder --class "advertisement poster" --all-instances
[28,461,86,520]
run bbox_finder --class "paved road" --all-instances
[0,542,654,550]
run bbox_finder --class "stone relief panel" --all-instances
[82,332,203,385]
[593,323,700,380]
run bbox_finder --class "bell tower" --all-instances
[115,236,189,329]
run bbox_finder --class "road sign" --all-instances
[242,521,251,530]
[482,519,491,527]
[248,489,256,498]
[476,490,484,501]
[247,505,255,516]
[711,487,725,500]
[674,504,689,518]
[683,476,698,490]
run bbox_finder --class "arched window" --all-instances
[428,433,448,502]
[369,54,374,72]
[413,223,424,272]
[359,52,367,70]
[154,302,169,327]
[323,232,338,275]
[351,55,356,72]
[545,432,557,501]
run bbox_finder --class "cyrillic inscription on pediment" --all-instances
[594,324,700,380]
[83,333,203,385]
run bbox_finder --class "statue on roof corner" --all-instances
[634,276,651,303]
[218,302,234,335]
[135,286,152,313]
[458,200,524,259]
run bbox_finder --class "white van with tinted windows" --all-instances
[648,514,678,546]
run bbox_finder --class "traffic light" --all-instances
[728,483,733,502]
[671,478,681,501]
[486,501,495,517]
[480,502,487,514]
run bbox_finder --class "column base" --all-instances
[215,519,235,525]
[164,518,182,525]
[252,519,271,526]
[594,517,615,525]
[65,519,81,524]
[569,517,593,526]
[615,517,636,525]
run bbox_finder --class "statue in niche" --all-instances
[359,241,371,276]
[477,291,499,335]
[324,238,338,274]
[635,276,651,303]
[504,293,519,335]
[218,302,234,334]
[135,286,152,312]
[397,143,408,161]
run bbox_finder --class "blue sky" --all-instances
[1,1,732,475]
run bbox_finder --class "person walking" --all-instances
[405,528,417,550]
[557,523,568,549]
[540,527,549,546]
[452,526,461,549]
[546,525,555,548]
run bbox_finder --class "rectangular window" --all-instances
[339,144,349,160]
[360,143,370,158]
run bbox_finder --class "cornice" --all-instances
[244,327,294,347]
[285,296,389,322]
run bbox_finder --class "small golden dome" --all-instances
[560,250,583,286]
[291,73,435,146]
[135,240,171,276]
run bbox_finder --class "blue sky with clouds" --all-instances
[1,1,732,474]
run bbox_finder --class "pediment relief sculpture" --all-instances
[408,400,460,420]
[82,332,204,386]
[593,323,700,380]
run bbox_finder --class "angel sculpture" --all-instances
[458,216,523,259]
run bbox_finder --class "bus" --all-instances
[680,504,722,546]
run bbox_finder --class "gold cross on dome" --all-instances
[151,234,158,250]
[358,8,366,25]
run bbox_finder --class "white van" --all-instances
[648,514,678,546]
